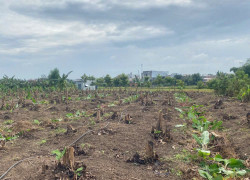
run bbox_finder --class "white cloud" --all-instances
[108,0,192,9]
[0,0,249,79]
[0,21,170,54]
[0,1,172,54]
[2,0,193,10]
[193,53,208,59]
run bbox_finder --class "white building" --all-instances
[73,79,96,90]
[141,71,169,80]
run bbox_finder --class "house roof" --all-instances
[73,79,83,82]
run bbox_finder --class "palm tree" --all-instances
[58,71,73,90]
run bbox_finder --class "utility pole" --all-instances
[141,64,143,79]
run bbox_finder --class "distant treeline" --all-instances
[207,59,250,102]
[89,73,204,88]
[0,68,75,92]
[1,59,249,102]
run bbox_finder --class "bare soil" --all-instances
[0,90,249,180]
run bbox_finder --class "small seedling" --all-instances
[51,148,66,161]
[66,113,74,118]
[75,167,84,176]
[89,118,96,126]
[33,119,41,125]
[81,143,86,148]
[39,139,47,144]
[154,130,162,134]
[54,128,67,134]
[4,120,14,125]
[51,118,63,123]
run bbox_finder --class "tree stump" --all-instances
[145,141,154,160]
[63,147,75,170]
[96,110,101,121]
[163,125,172,141]
[66,125,77,135]
[124,114,132,124]
[0,139,5,149]
[156,111,163,132]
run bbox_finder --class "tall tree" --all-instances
[104,74,112,87]
[230,59,250,76]
[242,58,250,76]
[48,68,60,86]
[95,77,106,87]
[191,73,203,85]
[119,73,129,87]
[113,77,121,87]
[113,74,129,87]
[174,74,183,80]
[164,76,174,86]
[153,75,163,86]
[134,75,141,86]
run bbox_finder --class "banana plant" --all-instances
[58,71,73,90]
[199,154,249,180]
[238,85,250,102]
[192,131,210,158]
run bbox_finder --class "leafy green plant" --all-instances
[33,119,41,125]
[192,116,210,132]
[66,110,85,120]
[51,118,63,123]
[54,128,67,134]
[103,112,112,117]
[81,143,86,148]
[51,148,66,161]
[174,149,198,163]
[66,113,74,118]
[175,107,187,120]
[210,120,223,130]
[192,131,210,158]
[85,94,94,100]
[75,110,81,117]
[175,124,186,128]
[89,118,96,126]
[179,105,222,132]
[238,85,250,102]
[199,154,249,180]
[154,130,162,134]
[108,102,116,107]
[31,98,37,104]
[4,120,14,125]
[75,167,84,177]
[0,133,18,141]
[174,92,189,102]
[39,139,47,144]
[39,100,49,104]
[122,95,139,103]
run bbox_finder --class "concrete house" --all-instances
[141,71,169,81]
[73,79,96,90]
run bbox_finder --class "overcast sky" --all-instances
[0,0,249,79]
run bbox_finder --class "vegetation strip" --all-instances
[174,92,249,179]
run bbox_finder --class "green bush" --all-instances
[209,69,250,101]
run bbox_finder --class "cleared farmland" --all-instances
[0,89,249,179]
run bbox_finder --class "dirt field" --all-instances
[0,90,249,180]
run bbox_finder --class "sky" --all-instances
[0,0,250,79]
